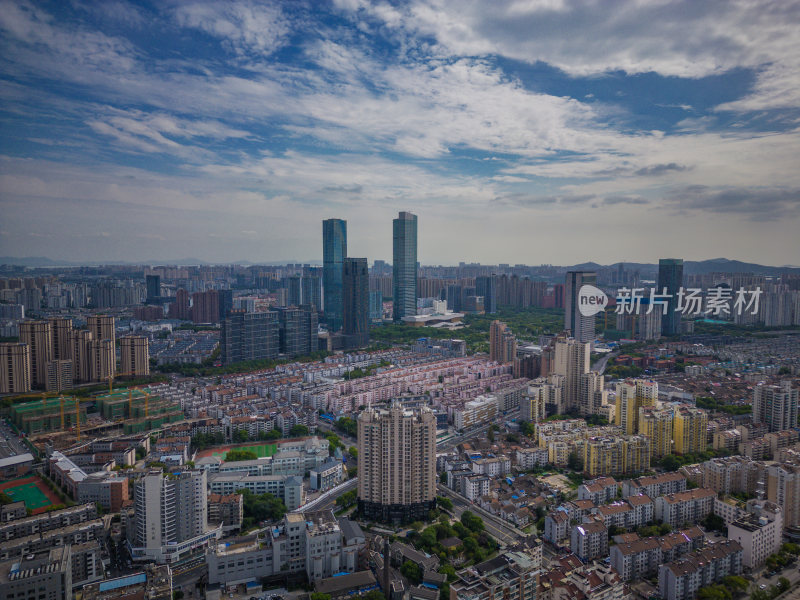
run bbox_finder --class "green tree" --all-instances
[310,594,331,600]
[336,489,357,508]
[0,492,13,505]
[567,450,584,472]
[400,560,422,584]
[237,488,286,529]
[461,511,484,533]
[335,417,358,438]
[437,496,453,511]
[233,429,249,443]
[701,513,725,533]
[226,449,258,462]
[289,424,310,437]
[781,542,800,555]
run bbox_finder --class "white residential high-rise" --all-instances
[727,501,783,569]
[753,381,799,433]
[131,469,220,563]
[552,337,590,414]
[357,402,436,523]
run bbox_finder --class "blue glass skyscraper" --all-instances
[658,258,684,336]
[322,219,347,331]
[393,211,418,322]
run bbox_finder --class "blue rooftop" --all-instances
[98,573,147,592]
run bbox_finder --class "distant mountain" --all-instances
[0,255,796,275]
[564,258,800,277]
[0,256,323,268]
[0,256,79,267]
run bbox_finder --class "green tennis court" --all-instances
[208,443,278,460]
[3,482,52,510]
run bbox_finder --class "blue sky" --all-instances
[1,0,799,265]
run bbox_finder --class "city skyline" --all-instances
[1,1,799,265]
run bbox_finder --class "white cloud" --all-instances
[340,0,800,111]
[171,1,289,58]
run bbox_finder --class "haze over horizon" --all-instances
[2,0,800,265]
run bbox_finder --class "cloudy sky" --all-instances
[1,0,799,266]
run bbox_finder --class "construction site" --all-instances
[7,387,185,450]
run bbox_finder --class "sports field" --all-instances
[196,442,278,460]
[0,475,60,514]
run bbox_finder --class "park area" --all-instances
[196,442,278,460]
[0,475,60,514]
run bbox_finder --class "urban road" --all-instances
[437,484,526,547]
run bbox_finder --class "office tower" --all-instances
[287,276,302,306]
[221,309,279,365]
[565,271,597,342]
[638,406,674,459]
[45,359,73,392]
[343,258,370,349]
[475,275,497,314]
[305,276,322,309]
[146,274,161,300]
[169,288,190,320]
[489,320,516,363]
[615,379,658,434]
[48,317,73,361]
[553,283,565,309]
[323,219,347,331]
[19,320,52,388]
[658,258,684,336]
[392,211,418,322]
[357,402,436,523]
[0,342,31,393]
[87,314,115,346]
[88,338,115,382]
[553,337,591,413]
[132,469,211,563]
[753,382,799,433]
[445,284,463,312]
[276,305,318,357]
[369,289,383,321]
[191,290,220,324]
[673,405,709,455]
[72,329,92,383]
[218,289,233,322]
[120,336,150,376]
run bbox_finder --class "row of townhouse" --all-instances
[609,527,705,580]
[654,488,716,528]
[658,540,743,600]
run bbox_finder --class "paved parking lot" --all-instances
[0,420,29,459]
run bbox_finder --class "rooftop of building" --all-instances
[664,540,742,577]
[660,487,716,504]
[0,547,69,583]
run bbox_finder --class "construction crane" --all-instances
[74,397,81,441]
